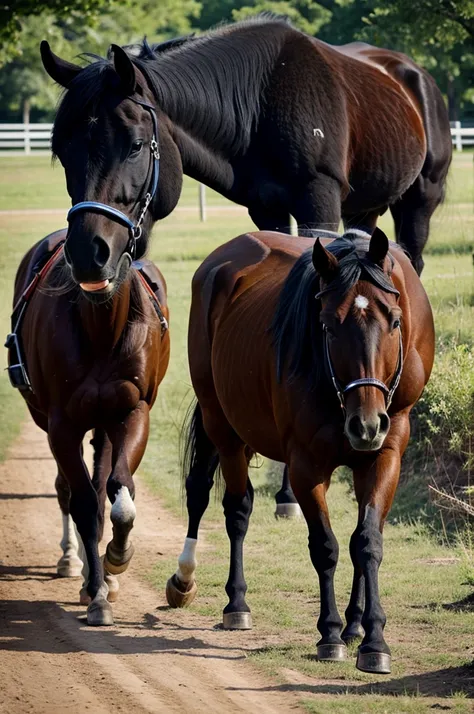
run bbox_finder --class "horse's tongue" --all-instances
[80,279,110,292]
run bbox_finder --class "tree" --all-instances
[0,0,202,120]
[0,0,119,65]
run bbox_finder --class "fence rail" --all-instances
[1,121,474,153]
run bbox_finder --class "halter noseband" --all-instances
[322,324,404,414]
[66,97,160,261]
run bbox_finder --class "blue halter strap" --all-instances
[66,97,160,261]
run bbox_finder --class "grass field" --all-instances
[0,153,473,713]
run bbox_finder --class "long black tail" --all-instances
[181,400,220,496]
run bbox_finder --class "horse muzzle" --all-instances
[344,410,390,452]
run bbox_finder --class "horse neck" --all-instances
[79,277,133,353]
[140,22,289,156]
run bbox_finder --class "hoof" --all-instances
[317,643,347,662]
[222,611,252,630]
[356,650,391,674]
[56,555,83,578]
[79,587,91,606]
[105,574,119,603]
[86,599,114,626]
[166,574,197,608]
[275,503,302,519]
[104,542,135,575]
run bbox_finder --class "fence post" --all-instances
[24,122,31,155]
[199,183,206,221]
[454,120,462,152]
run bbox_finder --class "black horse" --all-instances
[41,16,451,275]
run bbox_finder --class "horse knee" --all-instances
[223,482,254,540]
[308,521,339,574]
[355,507,383,570]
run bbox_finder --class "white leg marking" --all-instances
[111,486,136,525]
[60,514,79,557]
[176,537,197,584]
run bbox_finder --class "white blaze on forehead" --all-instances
[354,294,369,310]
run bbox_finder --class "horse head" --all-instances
[313,228,403,452]
[40,42,182,300]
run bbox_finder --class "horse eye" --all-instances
[392,318,400,330]
[131,140,143,154]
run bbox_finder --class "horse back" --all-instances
[334,42,452,180]
[192,232,309,344]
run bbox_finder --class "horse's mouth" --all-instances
[80,278,110,292]
[77,255,132,303]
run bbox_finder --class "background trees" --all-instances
[0,0,471,122]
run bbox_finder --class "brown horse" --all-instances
[166,227,434,674]
[9,228,169,625]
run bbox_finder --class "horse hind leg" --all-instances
[54,468,83,578]
[166,402,219,608]
[275,465,302,519]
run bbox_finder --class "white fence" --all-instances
[1,121,474,154]
[0,123,53,153]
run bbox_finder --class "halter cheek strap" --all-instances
[67,97,160,261]
[323,324,404,413]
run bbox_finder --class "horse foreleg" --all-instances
[166,403,218,608]
[220,444,254,630]
[351,414,409,674]
[291,175,341,235]
[103,401,149,576]
[55,469,83,578]
[290,453,345,662]
[49,415,112,626]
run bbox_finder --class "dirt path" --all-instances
[0,420,301,714]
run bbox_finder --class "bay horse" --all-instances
[166,227,434,674]
[40,15,451,275]
[8,228,169,625]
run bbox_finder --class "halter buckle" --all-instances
[150,138,160,160]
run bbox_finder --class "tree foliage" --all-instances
[1,0,473,121]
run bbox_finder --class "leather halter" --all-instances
[322,324,404,414]
[67,98,160,261]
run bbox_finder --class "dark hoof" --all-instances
[341,625,364,644]
[317,643,347,662]
[222,611,252,630]
[356,650,391,674]
[275,503,302,519]
[166,574,197,608]
[104,542,135,575]
[86,598,114,626]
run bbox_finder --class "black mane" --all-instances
[52,16,296,157]
[271,231,399,387]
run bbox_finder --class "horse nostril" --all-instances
[379,412,390,434]
[348,414,364,439]
[92,235,110,268]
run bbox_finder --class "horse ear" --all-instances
[368,227,389,267]
[110,43,137,95]
[312,238,339,282]
[40,41,81,88]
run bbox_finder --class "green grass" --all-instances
[0,153,473,711]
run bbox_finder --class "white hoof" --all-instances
[275,502,302,519]
[57,554,83,578]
